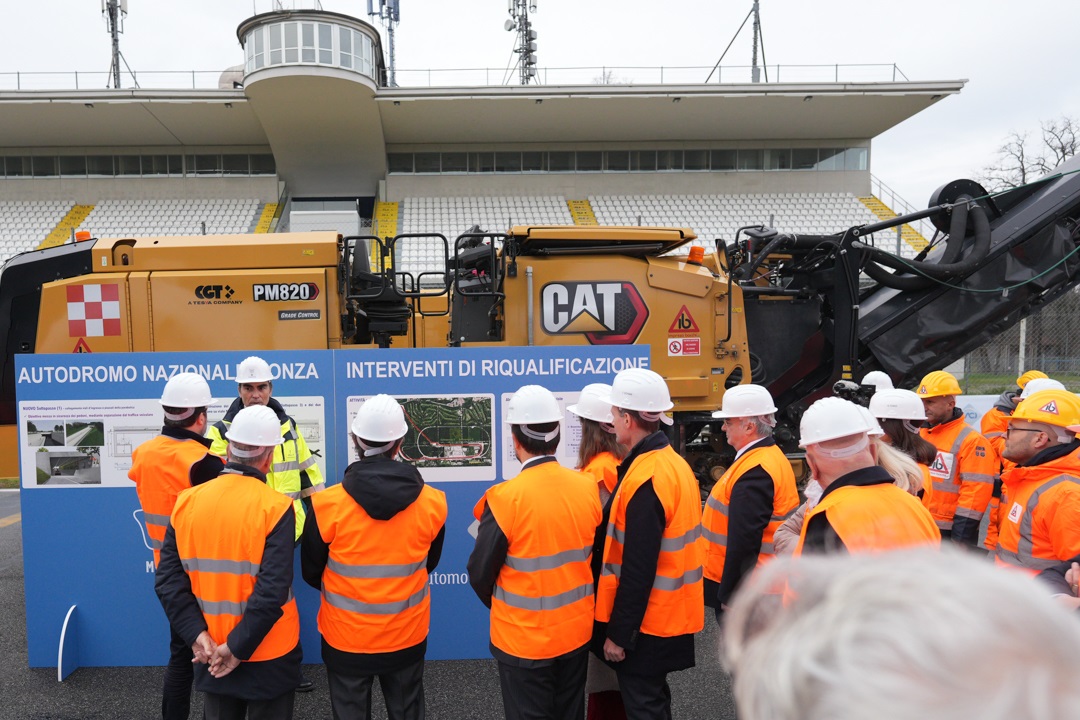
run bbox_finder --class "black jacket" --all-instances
[155,462,301,700]
[591,432,695,676]
[301,453,445,674]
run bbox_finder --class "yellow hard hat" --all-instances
[1011,389,1080,429]
[1016,370,1049,389]
[914,370,962,398]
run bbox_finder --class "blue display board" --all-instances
[18,345,649,670]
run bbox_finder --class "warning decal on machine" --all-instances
[668,305,700,335]
[668,338,701,357]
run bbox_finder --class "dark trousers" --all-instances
[615,670,671,720]
[497,649,587,720]
[162,625,193,720]
[326,658,426,720]
[203,691,295,720]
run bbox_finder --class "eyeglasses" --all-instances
[1006,426,1044,436]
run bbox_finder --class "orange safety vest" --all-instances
[702,441,799,583]
[582,452,620,495]
[595,445,704,637]
[312,483,447,654]
[129,435,214,566]
[172,471,299,662]
[921,416,996,531]
[473,459,601,660]
[995,451,1080,573]
[795,482,941,554]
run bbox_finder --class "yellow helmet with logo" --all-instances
[1011,389,1080,429]
[914,370,962,399]
[1016,369,1049,389]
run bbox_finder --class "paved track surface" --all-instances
[0,492,736,720]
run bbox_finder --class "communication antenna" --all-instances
[101,0,138,89]
[368,0,400,87]
[504,0,538,85]
[705,0,768,84]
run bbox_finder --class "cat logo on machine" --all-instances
[540,282,649,345]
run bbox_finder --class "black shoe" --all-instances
[297,676,315,693]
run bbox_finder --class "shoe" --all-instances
[297,676,315,693]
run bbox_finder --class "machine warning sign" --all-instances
[73,338,92,353]
[668,338,700,357]
[668,306,700,334]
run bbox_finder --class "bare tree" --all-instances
[978,115,1078,192]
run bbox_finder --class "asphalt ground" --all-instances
[0,492,736,720]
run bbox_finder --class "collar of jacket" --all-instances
[221,461,269,483]
[161,424,213,448]
[993,389,1018,414]
[618,431,670,480]
[819,464,894,502]
[1016,438,1080,469]
[520,455,558,470]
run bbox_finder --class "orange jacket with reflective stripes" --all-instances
[702,442,799,582]
[920,415,996,541]
[172,472,299,662]
[473,460,601,660]
[130,433,214,566]
[582,452,620,496]
[795,483,941,554]
[312,483,447,654]
[595,445,705,637]
[981,406,1010,461]
[995,448,1080,573]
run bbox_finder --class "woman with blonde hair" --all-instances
[869,389,936,507]
[567,383,626,720]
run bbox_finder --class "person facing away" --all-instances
[468,384,602,720]
[301,394,447,720]
[129,372,224,720]
[155,404,302,720]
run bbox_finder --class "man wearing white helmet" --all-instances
[301,395,447,720]
[794,397,940,554]
[702,384,799,617]
[208,356,325,543]
[156,405,302,720]
[129,372,225,720]
[468,385,601,720]
[593,368,704,720]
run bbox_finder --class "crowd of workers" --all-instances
[129,358,1080,720]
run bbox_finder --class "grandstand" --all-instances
[0,7,963,277]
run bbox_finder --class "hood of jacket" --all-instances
[341,453,424,520]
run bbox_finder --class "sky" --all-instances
[2,0,1078,208]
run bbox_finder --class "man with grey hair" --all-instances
[723,549,1080,720]
[702,384,799,615]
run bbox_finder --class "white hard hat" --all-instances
[506,385,563,425]
[566,384,615,424]
[160,372,215,408]
[1019,377,1065,399]
[351,394,409,442]
[799,397,873,447]
[236,356,273,383]
[225,405,284,447]
[712,384,777,419]
[861,371,894,390]
[869,389,927,421]
[603,368,674,414]
[858,406,885,437]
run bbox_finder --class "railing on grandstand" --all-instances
[869,174,936,242]
[0,63,908,91]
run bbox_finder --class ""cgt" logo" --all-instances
[540,282,649,345]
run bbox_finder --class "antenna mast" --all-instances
[102,0,137,88]
[505,0,538,85]
[705,0,767,84]
[368,0,400,87]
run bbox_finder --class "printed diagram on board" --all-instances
[397,397,492,467]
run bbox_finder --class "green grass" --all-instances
[1,477,20,489]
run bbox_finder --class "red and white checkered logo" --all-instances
[67,284,121,338]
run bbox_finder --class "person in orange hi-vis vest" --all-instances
[468,385,602,720]
[915,370,996,546]
[703,384,798,620]
[984,377,1058,552]
[129,372,223,720]
[994,388,1080,574]
[155,405,301,720]
[794,397,940,555]
[593,368,704,720]
[301,394,447,720]
[566,384,628,720]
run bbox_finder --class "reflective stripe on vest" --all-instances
[493,582,593,611]
[324,583,430,615]
[997,474,1080,572]
[327,556,427,579]
[505,545,591,572]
